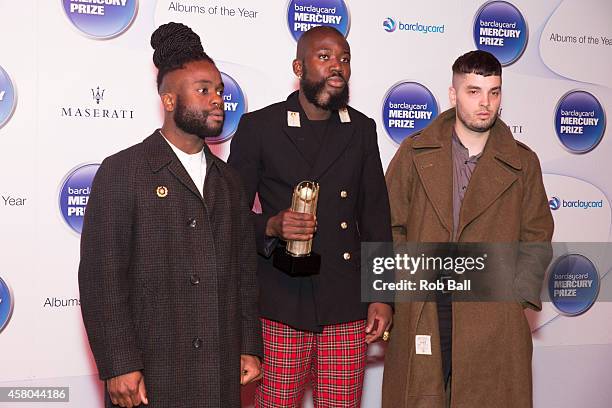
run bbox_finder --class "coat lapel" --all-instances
[412,111,454,234]
[281,92,318,180]
[202,145,224,217]
[456,118,522,239]
[144,130,206,205]
[281,91,355,182]
[309,109,354,181]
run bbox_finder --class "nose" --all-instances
[329,57,342,74]
[480,93,490,108]
[211,92,223,109]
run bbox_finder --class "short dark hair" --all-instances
[452,50,501,77]
[150,22,214,90]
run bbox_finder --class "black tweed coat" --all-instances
[78,130,262,408]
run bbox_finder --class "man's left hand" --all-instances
[240,355,262,385]
[365,303,393,344]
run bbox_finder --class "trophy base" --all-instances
[273,247,321,277]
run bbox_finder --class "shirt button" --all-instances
[340,222,348,230]
[462,186,466,191]
[343,252,351,260]
[189,218,197,228]
[340,190,348,198]
[193,337,202,349]
[190,274,200,285]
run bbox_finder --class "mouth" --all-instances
[476,111,491,119]
[208,110,225,121]
[326,75,346,89]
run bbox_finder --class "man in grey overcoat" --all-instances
[78,23,262,408]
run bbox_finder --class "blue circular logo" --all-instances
[0,276,14,334]
[287,0,350,42]
[207,72,247,144]
[555,90,606,154]
[548,254,599,316]
[0,65,16,130]
[62,0,138,39]
[382,82,439,144]
[59,164,100,234]
[473,1,528,66]
[549,196,561,211]
[383,17,396,33]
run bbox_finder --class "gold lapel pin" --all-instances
[156,186,168,198]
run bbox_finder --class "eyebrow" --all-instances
[316,48,351,54]
[465,85,501,91]
[193,80,224,88]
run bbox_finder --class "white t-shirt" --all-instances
[162,135,207,196]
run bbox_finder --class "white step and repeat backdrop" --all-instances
[0,1,611,407]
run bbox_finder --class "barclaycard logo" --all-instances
[383,17,397,32]
[549,196,561,210]
[549,196,603,211]
[0,276,14,334]
[382,17,445,34]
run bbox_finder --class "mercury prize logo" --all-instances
[555,90,606,154]
[548,254,599,316]
[0,64,17,129]
[208,72,247,144]
[473,1,528,66]
[287,0,350,41]
[59,164,101,234]
[0,276,14,334]
[62,0,138,39]
[382,81,439,144]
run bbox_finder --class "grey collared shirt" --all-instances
[452,130,483,240]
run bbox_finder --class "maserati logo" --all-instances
[91,86,105,104]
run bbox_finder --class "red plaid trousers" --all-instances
[255,318,367,408]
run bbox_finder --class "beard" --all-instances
[174,95,224,139]
[300,65,349,111]
[456,105,498,133]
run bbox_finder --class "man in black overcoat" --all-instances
[78,23,262,408]
[228,26,392,407]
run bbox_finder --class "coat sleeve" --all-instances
[228,114,278,258]
[358,119,394,306]
[357,118,392,243]
[237,181,264,358]
[514,150,554,310]
[78,154,143,380]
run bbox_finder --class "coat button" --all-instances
[340,190,348,198]
[190,274,200,285]
[340,221,348,230]
[193,337,202,349]
[343,252,351,260]
[188,218,197,228]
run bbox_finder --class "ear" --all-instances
[448,86,457,108]
[160,92,175,112]
[292,59,303,79]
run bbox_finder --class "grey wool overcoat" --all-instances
[78,130,262,408]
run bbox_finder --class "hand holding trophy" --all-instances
[273,181,321,276]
